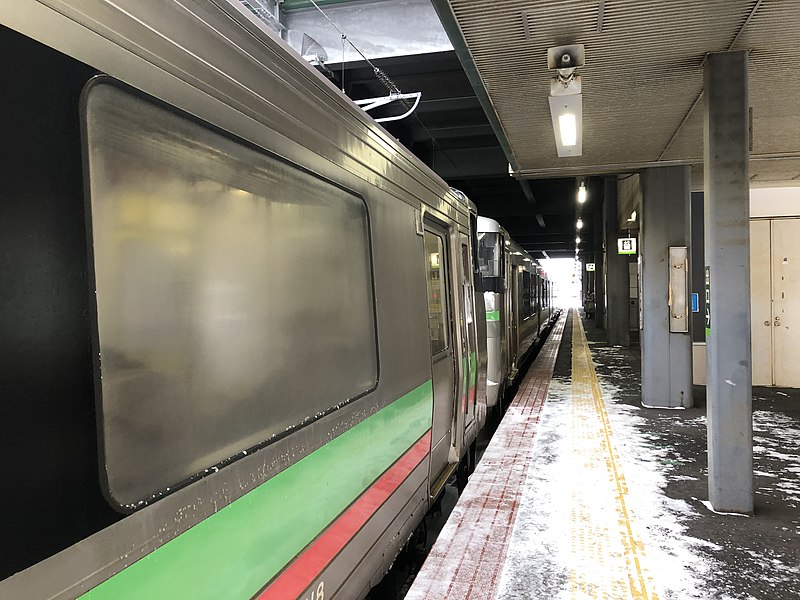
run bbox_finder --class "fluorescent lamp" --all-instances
[576,218,583,229]
[577,185,587,204]
[558,114,577,146]
[548,94,582,157]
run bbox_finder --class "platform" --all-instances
[407,309,800,600]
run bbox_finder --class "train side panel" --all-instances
[0,2,475,599]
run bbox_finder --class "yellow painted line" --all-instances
[569,311,658,600]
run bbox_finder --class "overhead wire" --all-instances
[307,0,480,197]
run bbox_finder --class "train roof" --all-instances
[0,1,471,223]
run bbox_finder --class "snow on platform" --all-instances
[405,312,565,600]
[407,309,800,599]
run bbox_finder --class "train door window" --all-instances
[542,280,547,308]
[461,242,476,417]
[83,80,378,508]
[469,213,480,275]
[522,270,531,319]
[461,245,474,327]
[477,232,501,278]
[424,229,449,354]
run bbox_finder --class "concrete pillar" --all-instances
[640,166,693,408]
[594,200,605,328]
[604,178,630,346]
[690,192,706,344]
[704,50,753,514]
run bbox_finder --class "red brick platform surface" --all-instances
[405,312,566,600]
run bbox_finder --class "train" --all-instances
[0,2,556,599]
[478,217,555,417]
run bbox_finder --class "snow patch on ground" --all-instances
[495,374,717,600]
[753,410,800,506]
[493,337,800,600]
[595,376,717,599]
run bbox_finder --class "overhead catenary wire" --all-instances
[308,0,402,100]
[306,0,480,196]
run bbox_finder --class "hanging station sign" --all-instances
[586,262,596,272]
[617,237,637,255]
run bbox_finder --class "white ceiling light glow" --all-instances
[577,184,587,204]
[576,218,583,229]
[548,95,583,157]
[558,113,577,146]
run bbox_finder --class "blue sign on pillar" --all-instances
[691,292,699,313]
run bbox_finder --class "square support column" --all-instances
[704,50,753,514]
[604,178,630,346]
[640,166,693,408]
[594,199,605,328]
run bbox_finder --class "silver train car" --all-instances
[0,2,489,599]
[478,217,556,412]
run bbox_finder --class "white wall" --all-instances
[750,186,800,218]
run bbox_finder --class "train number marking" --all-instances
[301,580,324,600]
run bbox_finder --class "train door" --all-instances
[535,274,542,337]
[459,236,478,434]
[509,264,520,372]
[470,215,488,418]
[504,250,515,375]
[423,222,457,494]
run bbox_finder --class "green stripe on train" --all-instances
[485,310,500,321]
[81,381,433,599]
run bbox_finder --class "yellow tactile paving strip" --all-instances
[570,313,658,600]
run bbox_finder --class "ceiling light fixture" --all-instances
[576,218,583,229]
[576,236,581,244]
[628,210,637,222]
[548,96,582,157]
[577,184,587,204]
[547,44,585,158]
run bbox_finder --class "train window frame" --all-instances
[81,76,380,511]
[423,227,450,356]
[521,269,532,320]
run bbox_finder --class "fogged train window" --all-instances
[424,230,448,355]
[83,81,378,508]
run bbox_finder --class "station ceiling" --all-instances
[276,0,800,259]
[443,0,800,183]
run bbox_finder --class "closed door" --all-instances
[460,239,476,431]
[423,224,456,481]
[749,218,800,387]
[771,219,800,387]
[750,220,772,385]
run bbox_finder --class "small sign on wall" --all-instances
[586,262,596,272]
[618,237,637,255]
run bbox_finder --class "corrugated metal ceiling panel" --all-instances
[447,0,800,180]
